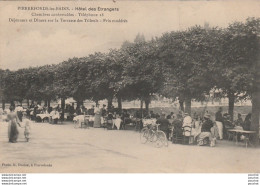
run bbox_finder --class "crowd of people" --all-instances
[0,102,252,147]
[134,108,252,147]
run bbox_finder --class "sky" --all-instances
[0,1,260,70]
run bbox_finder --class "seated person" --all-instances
[182,113,192,127]
[106,112,114,129]
[88,105,95,115]
[167,112,175,119]
[113,114,122,130]
[191,115,202,138]
[76,105,86,115]
[223,113,233,128]
[150,111,156,119]
[234,113,243,127]
[121,109,131,125]
[196,114,216,147]
[242,113,251,131]
[50,108,60,124]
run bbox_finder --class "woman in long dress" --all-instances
[7,106,21,143]
[93,104,101,128]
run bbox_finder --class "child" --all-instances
[23,113,31,142]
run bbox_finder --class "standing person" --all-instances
[23,112,31,142]
[156,114,170,140]
[215,107,223,140]
[7,106,21,143]
[93,104,101,128]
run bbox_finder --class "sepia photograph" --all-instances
[0,0,260,176]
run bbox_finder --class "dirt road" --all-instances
[0,121,259,173]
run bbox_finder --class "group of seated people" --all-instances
[166,108,252,147]
[147,111,217,147]
[27,103,97,124]
[1,103,253,145]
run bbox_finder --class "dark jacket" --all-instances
[215,111,223,122]
[173,119,183,136]
[156,118,169,131]
[201,119,214,132]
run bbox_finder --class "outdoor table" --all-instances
[142,119,157,127]
[227,129,256,148]
[112,118,122,130]
[73,115,95,128]
[36,114,50,122]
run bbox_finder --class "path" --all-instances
[0,121,259,173]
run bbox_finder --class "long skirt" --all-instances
[8,121,19,143]
[93,114,101,128]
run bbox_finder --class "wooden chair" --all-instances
[172,127,183,144]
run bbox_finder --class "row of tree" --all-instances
[0,18,259,141]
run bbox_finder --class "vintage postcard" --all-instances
[0,0,260,175]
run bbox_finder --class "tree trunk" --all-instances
[140,100,144,118]
[27,99,30,107]
[107,96,113,112]
[179,100,184,112]
[184,97,191,115]
[10,100,15,107]
[76,100,83,109]
[44,100,48,106]
[145,99,150,112]
[61,98,65,121]
[47,99,51,109]
[117,96,122,113]
[228,92,235,122]
[2,100,5,110]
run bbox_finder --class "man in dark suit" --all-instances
[156,114,170,140]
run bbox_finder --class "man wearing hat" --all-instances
[197,113,215,147]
